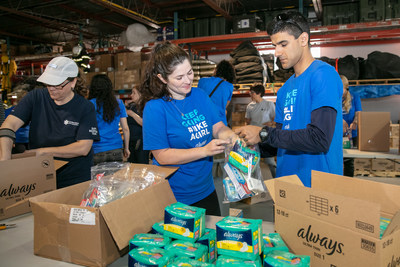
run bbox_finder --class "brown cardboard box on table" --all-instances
[358,112,390,152]
[29,164,177,267]
[265,171,400,267]
[0,153,65,220]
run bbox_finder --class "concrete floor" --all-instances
[214,159,400,223]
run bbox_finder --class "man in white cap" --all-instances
[0,56,99,188]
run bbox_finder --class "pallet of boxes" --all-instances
[354,112,400,177]
[83,51,150,91]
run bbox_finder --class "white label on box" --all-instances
[69,208,96,225]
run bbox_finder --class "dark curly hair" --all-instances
[267,11,310,45]
[250,83,265,97]
[138,42,190,113]
[88,74,120,123]
[215,60,236,83]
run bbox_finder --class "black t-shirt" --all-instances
[126,103,143,139]
[12,88,100,188]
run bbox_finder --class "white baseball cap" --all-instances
[37,56,78,86]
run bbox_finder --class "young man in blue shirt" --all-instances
[236,11,343,187]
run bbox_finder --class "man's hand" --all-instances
[234,125,262,145]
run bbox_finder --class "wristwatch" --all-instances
[259,127,269,143]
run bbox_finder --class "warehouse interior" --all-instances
[1,0,400,266]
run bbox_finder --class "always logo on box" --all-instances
[0,183,37,198]
[297,224,344,256]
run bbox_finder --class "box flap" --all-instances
[100,179,176,250]
[264,175,303,202]
[382,210,400,238]
[54,160,68,171]
[274,178,380,238]
[312,171,400,215]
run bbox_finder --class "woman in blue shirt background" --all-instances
[89,74,130,165]
[341,75,362,177]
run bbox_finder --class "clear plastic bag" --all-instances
[80,162,164,207]
[222,139,266,203]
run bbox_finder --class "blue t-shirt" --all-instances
[143,87,222,205]
[12,88,99,188]
[198,77,233,125]
[90,98,127,154]
[343,92,362,138]
[275,60,343,187]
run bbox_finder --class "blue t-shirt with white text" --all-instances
[275,60,343,187]
[143,87,223,204]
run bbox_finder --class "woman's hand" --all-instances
[343,120,349,134]
[203,139,230,157]
[124,148,131,159]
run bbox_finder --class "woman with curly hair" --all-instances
[197,60,235,126]
[89,74,130,164]
[139,42,238,215]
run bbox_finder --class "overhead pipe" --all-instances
[89,0,160,29]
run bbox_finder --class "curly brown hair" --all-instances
[137,42,190,113]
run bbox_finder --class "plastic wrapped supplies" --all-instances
[222,139,266,202]
[80,162,164,207]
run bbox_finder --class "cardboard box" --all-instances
[114,52,143,71]
[0,153,63,220]
[372,158,395,172]
[29,164,177,267]
[390,137,399,150]
[109,70,141,90]
[240,191,272,205]
[265,171,400,267]
[390,124,399,138]
[354,158,372,171]
[358,112,390,152]
[94,54,115,72]
[229,208,243,218]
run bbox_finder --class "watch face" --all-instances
[260,129,267,137]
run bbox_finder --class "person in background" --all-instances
[0,56,99,188]
[74,69,89,99]
[126,87,149,164]
[341,75,362,176]
[245,83,275,127]
[138,42,238,216]
[0,99,4,126]
[4,77,37,154]
[197,60,235,126]
[236,11,343,187]
[245,83,276,177]
[89,74,130,165]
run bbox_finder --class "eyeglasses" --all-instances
[46,80,71,90]
[276,13,304,34]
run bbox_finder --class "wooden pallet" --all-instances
[349,78,400,86]
[354,170,400,177]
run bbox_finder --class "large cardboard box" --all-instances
[108,70,141,90]
[0,153,62,220]
[114,52,141,71]
[358,112,390,152]
[265,171,400,267]
[29,164,177,267]
[93,54,115,72]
